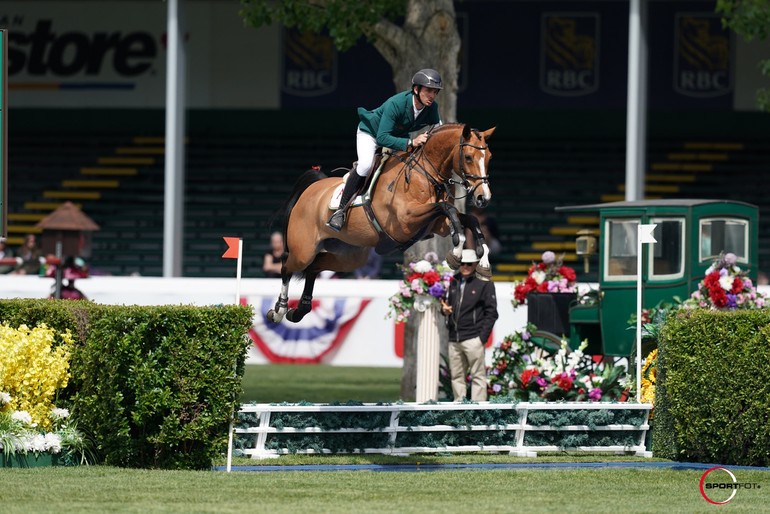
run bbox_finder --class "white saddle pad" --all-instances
[329,173,365,210]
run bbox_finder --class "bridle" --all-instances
[394,126,490,202]
[449,128,490,200]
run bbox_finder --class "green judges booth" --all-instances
[528,199,759,357]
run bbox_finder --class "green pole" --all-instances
[1,29,7,239]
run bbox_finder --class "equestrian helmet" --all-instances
[412,68,443,90]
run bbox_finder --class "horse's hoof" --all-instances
[445,251,461,270]
[286,308,307,323]
[266,309,284,323]
[475,266,492,281]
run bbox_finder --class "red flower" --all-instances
[536,282,549,292]
[520,368,540,387]
[731,277,744,294]
[552,373,573,391]
[406,272,423,283]
[559,266,577,282]
[422,270,440,286]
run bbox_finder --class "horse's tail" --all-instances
[281,166,328,252]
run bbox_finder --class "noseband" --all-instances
[449,128,490,200]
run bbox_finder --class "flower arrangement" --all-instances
[512,251,578,309]
[0,323,92,465]
[487,323,628,402]
[682,252,766,310]
[387,252,454,323]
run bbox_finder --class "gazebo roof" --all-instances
[35,201,100,231]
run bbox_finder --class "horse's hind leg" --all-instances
[267,272,291,323]
[285,272,317,323]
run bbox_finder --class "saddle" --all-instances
[328,150,389,210]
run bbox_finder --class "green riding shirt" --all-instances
[357,91,442,152]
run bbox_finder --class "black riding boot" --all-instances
[327,172,365,232]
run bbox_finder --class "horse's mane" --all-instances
[430,123,465,135]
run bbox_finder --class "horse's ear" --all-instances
[482,127,496,140]
[462,124,472,140]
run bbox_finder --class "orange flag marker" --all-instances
[222,237,240,259]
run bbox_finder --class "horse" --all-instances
[268,123,496,324]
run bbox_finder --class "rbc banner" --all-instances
[540,13,600,97]
[249,296,370,364]
[674,13,733,98]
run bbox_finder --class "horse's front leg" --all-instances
[267,271,292,323]
[437,202,466,270]
[459,212,491,280]
[285,272,317,323]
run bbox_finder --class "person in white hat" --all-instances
[441,248,499,401]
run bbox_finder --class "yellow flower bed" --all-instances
[0,323,73,430]
[640,348,657,418]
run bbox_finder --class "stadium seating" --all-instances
[7,131,770,281]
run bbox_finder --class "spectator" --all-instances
[262,231,284,278]
[354,248,383,279]
[0,237,16,274]
[441,249,499,401]
[13,233,42,275]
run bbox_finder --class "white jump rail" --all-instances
[232,402,652,459]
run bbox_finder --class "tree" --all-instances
[716,0,770,110]
[240,0,462,400]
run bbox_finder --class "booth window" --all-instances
[699,218,748,263]
[650,218,684,279]
[604,219,639,280]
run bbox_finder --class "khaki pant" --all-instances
[449,336,488,402]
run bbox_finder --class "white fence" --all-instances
[233,402,652,459]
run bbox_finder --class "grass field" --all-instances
[240,364,403,403]
[1,465,768,513]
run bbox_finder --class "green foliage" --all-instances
[717,0,770,41]
[0,299,253,470]
[240,0,407,50]
[716,0,770,111]
[654,309,770,466]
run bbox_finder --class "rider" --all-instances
[326,68,444,232]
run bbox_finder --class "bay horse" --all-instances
[268,123,496,323]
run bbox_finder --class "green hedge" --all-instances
[654,309,770,466]
[0,299,253,469]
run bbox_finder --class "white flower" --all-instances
[51,408,70,420]
[44,433,63,454]
[719,274,735,291]
[11,410,33,426]
[532,269,546,285]
[30,434,48,453]
[542,251,556,264]
[0,391,11,405]
[412,260,433,273]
